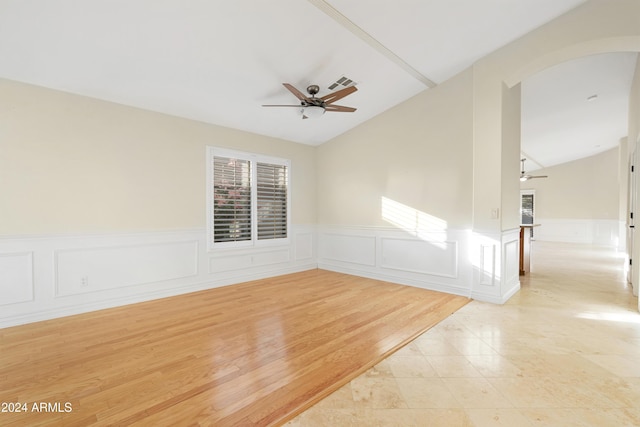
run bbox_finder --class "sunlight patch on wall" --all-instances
[381,197,448,244]
[469,233,502,284]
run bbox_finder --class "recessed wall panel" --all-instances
[0,252,34,305]
[56,241,198,296]
[504,239,519,285]
[295,232,313,260]
[319,233,376,266]
[381,238,457,278]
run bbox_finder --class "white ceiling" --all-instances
[1,0,634,170]
[521,52,638,171]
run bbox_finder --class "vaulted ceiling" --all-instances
[1,0,636,170]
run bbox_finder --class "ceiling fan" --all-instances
[520,158,548,181]
[262,83,357,119]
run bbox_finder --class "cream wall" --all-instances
[520,148,620,220]
[0,79,316,236]
[316,67,474,229]
[500,83,522,229]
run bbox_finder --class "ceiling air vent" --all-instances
[328,76,356,90]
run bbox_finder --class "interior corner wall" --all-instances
[314,69,479,301]
[316,68,474,229]
[520,148,621,245]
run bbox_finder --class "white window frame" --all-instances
[520,189,536,225]
[206,146,291,251]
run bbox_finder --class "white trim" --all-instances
[0,226,315,328]
[0,251,35,305]
[379,236,459,279]
[533,218,620,247]
[318,225,475,298]
[53,240,200,297]
[0,224,528,328]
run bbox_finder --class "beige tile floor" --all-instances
[285,241,640,426]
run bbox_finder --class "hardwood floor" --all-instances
[0,269,469,426]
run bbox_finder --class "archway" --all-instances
[468,0,640,305]
[505,45,639,309]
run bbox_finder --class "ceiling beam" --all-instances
[307,0,437,88]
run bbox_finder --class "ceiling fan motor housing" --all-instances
[306,85,320,96]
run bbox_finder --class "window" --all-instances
[521,193,534,225]
[212,156,252,243]
[256,162,288,240]
[520,190,535,238]
[207,147,290,249]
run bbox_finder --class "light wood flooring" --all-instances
[0,269,469,426]
[287,242,640,426]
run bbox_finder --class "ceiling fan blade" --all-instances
[520,174,548,181]
[324,104,357,112]
[282,83,309,101]
[321,85,357,104]
[262,104,303,107]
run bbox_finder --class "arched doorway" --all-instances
[506,47,640,310]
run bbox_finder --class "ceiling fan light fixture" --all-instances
[301,105,325,119]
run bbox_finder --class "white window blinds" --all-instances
[257,162,288,240]
[212,156,252,243]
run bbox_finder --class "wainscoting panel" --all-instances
[0,252,34,305]
[318,226,473,298]
[319,233,376,267]
[469,229,520,304]
[56,241,198,296]
[209,248,290,273]
[0,226,316,328]
[535,218,620,247]
[502,231,521,301]
[295,232,314,261]
[208,252,251,273]
[477,243,496,287]
[0,224,525,328]
[504,239,520,286]
[381,237,458,278]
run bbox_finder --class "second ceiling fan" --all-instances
[262,83,357,119]
[520,158,548,181]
